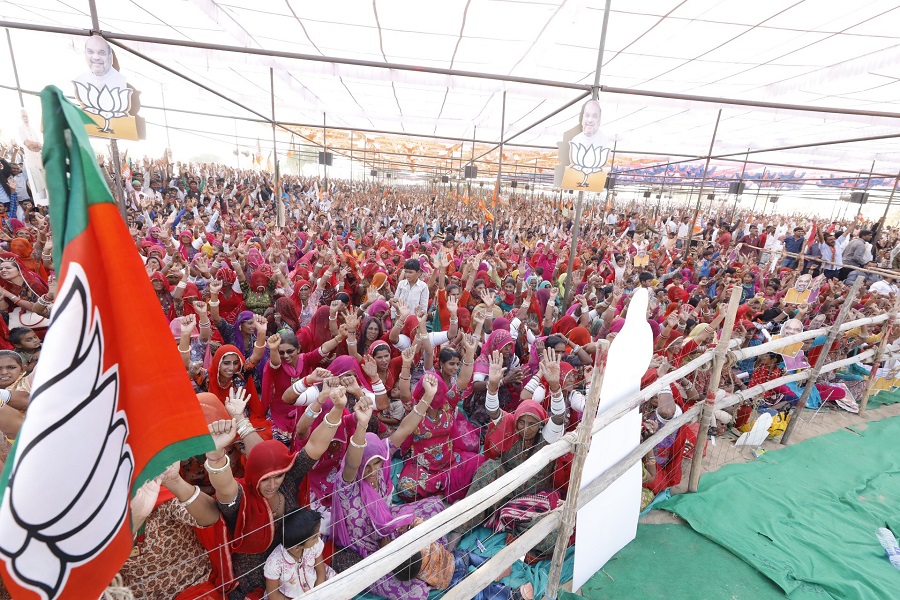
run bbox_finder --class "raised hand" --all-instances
[267,333,282,351]
[179,314,196,336]
[208,419,237,450]
[209,278,223,295]
[421,373,438,400]
[345,312,359,332]
[308,367,332,384]
[225,387,250,418]
[542,348,561,387]
[193,300,208,320]
[461,333,477,354]
[361,354,378,380]
[401,345,417,367]
[253,313,268,336]
[488,350,504,386]
[353,393,374,426]
[330,386,348,411]
[447,295,459,317]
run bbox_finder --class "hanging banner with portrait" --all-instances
[554,99,611,192]
[72,35,145,141]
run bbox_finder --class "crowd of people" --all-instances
[1,149,899,600]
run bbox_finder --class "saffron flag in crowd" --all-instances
[0,86,215,600]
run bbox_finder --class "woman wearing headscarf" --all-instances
[212,265,246,323]
[465,328,525,425]
[290,278,319,329]
[234,254,276,315]
[205,386,352,600]
[261,330,344,445]
[447,349,568,550]
[150,271,177,322]
[272,296,301,334]
[397,347,486,503]
[332,375,447,600]
[9,237,49,282]
[0,253,51,337]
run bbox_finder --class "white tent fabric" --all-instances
[3,0,900,173]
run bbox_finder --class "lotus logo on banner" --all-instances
[72,35,144,140]
[554,99,610,193]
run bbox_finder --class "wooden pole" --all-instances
[858,296,900,413]
[875,173,900,245]
[687,285,742,492]
[270,68,283,228]
[682,110,722,260]
[780,277,864,444]
[544,341,609,600]
[108,139,127,221]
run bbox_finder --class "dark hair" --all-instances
[282,508,322,549]
[392,550,424,581]
[335,292,351,305]
[278,330,301,350]
[638,272,653,282]
[446,283,461,295]
[8,327,34,347]
[546,335,565,349]
[359,317,384,354]
[403,259,421,272]
[438,347,461,365]
[0,349,23,366]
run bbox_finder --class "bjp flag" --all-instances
[0,86,215,599]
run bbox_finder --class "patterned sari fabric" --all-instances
[397,376,486,503]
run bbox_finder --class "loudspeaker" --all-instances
[524,184,530,191]
[604,176,616,190]
[318,152,333,166]
[727,181,745,195]
[850,191,869,204]
[707,194,715,200]
[655,194,661,199]
[642,191,651,198]
[464,165,477,179]
[441,175,449,183]
[511,180,518,188]
[385,173,392,179]
[769,195,779,203]
[370,169,377,177]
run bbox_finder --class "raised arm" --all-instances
[390,373,437,447]
[456,333,478,392]
[340,393,375,483]
[177,315,196,369]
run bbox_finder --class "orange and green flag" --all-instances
[0,86,215,600]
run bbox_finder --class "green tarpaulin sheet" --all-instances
[560,523,827,600]
[660,416,900,600]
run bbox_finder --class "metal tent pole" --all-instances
[270,67,283,227]
[875,173,900,243]
[494,91,507,214]
[682,110,722,260]
[5,29,23,107]
[858,161,875,218]
[545,1,612,597]
[859,296,900,413]
[729,149,749,222]
[750,168,766,215]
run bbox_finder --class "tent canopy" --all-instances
[3,0,900,176]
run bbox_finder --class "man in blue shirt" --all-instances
[782,226,805,269]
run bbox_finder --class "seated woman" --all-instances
[448,349,568,551]
[262,330,345,445]
[0,349,31,473]
[397,339,486,504]
[206,384,351,600]
[332,374,448,600]
[284,355,386,529]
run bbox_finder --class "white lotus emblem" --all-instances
[73,82,133,134]
[0,262,133,599]
[569,142,609,187]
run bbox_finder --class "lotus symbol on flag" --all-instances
[569,141,609,187]
[0,263,133,599]
[73,82,133,134]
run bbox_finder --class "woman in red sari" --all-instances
[205,387,353,600]
[0,253,51,337]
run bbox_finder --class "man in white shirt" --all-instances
[394,259,429,316]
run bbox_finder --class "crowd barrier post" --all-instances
[682,109,722,261]
[780,277,863,444]
[543,341,609,600]
[687,285,741,492]
[859,295,900,412]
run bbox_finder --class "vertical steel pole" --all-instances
[875,173,900,243]
[545,2,612,598]
[270,68,283,227]
[682,110,722,260]
[6,29,23,107]
[108,140,127,221]
[494,91,507,215]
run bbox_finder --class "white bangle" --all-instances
[322,413,341,428]
[349,437,367,449]
[292,379,308,395]
[372,381,386,395]
[180,485,201,507]
[204,454,231,474]
[549,390,565,415]
[412,403,427,418]
[0,390,11,404]
[485,391,500,413]
[176,281,187,289]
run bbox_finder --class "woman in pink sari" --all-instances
[397,336,486,504]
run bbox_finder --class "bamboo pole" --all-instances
[858,296,900,412]
[544,341,609,600]
[687,286,742,492]
[780,277,864,444]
